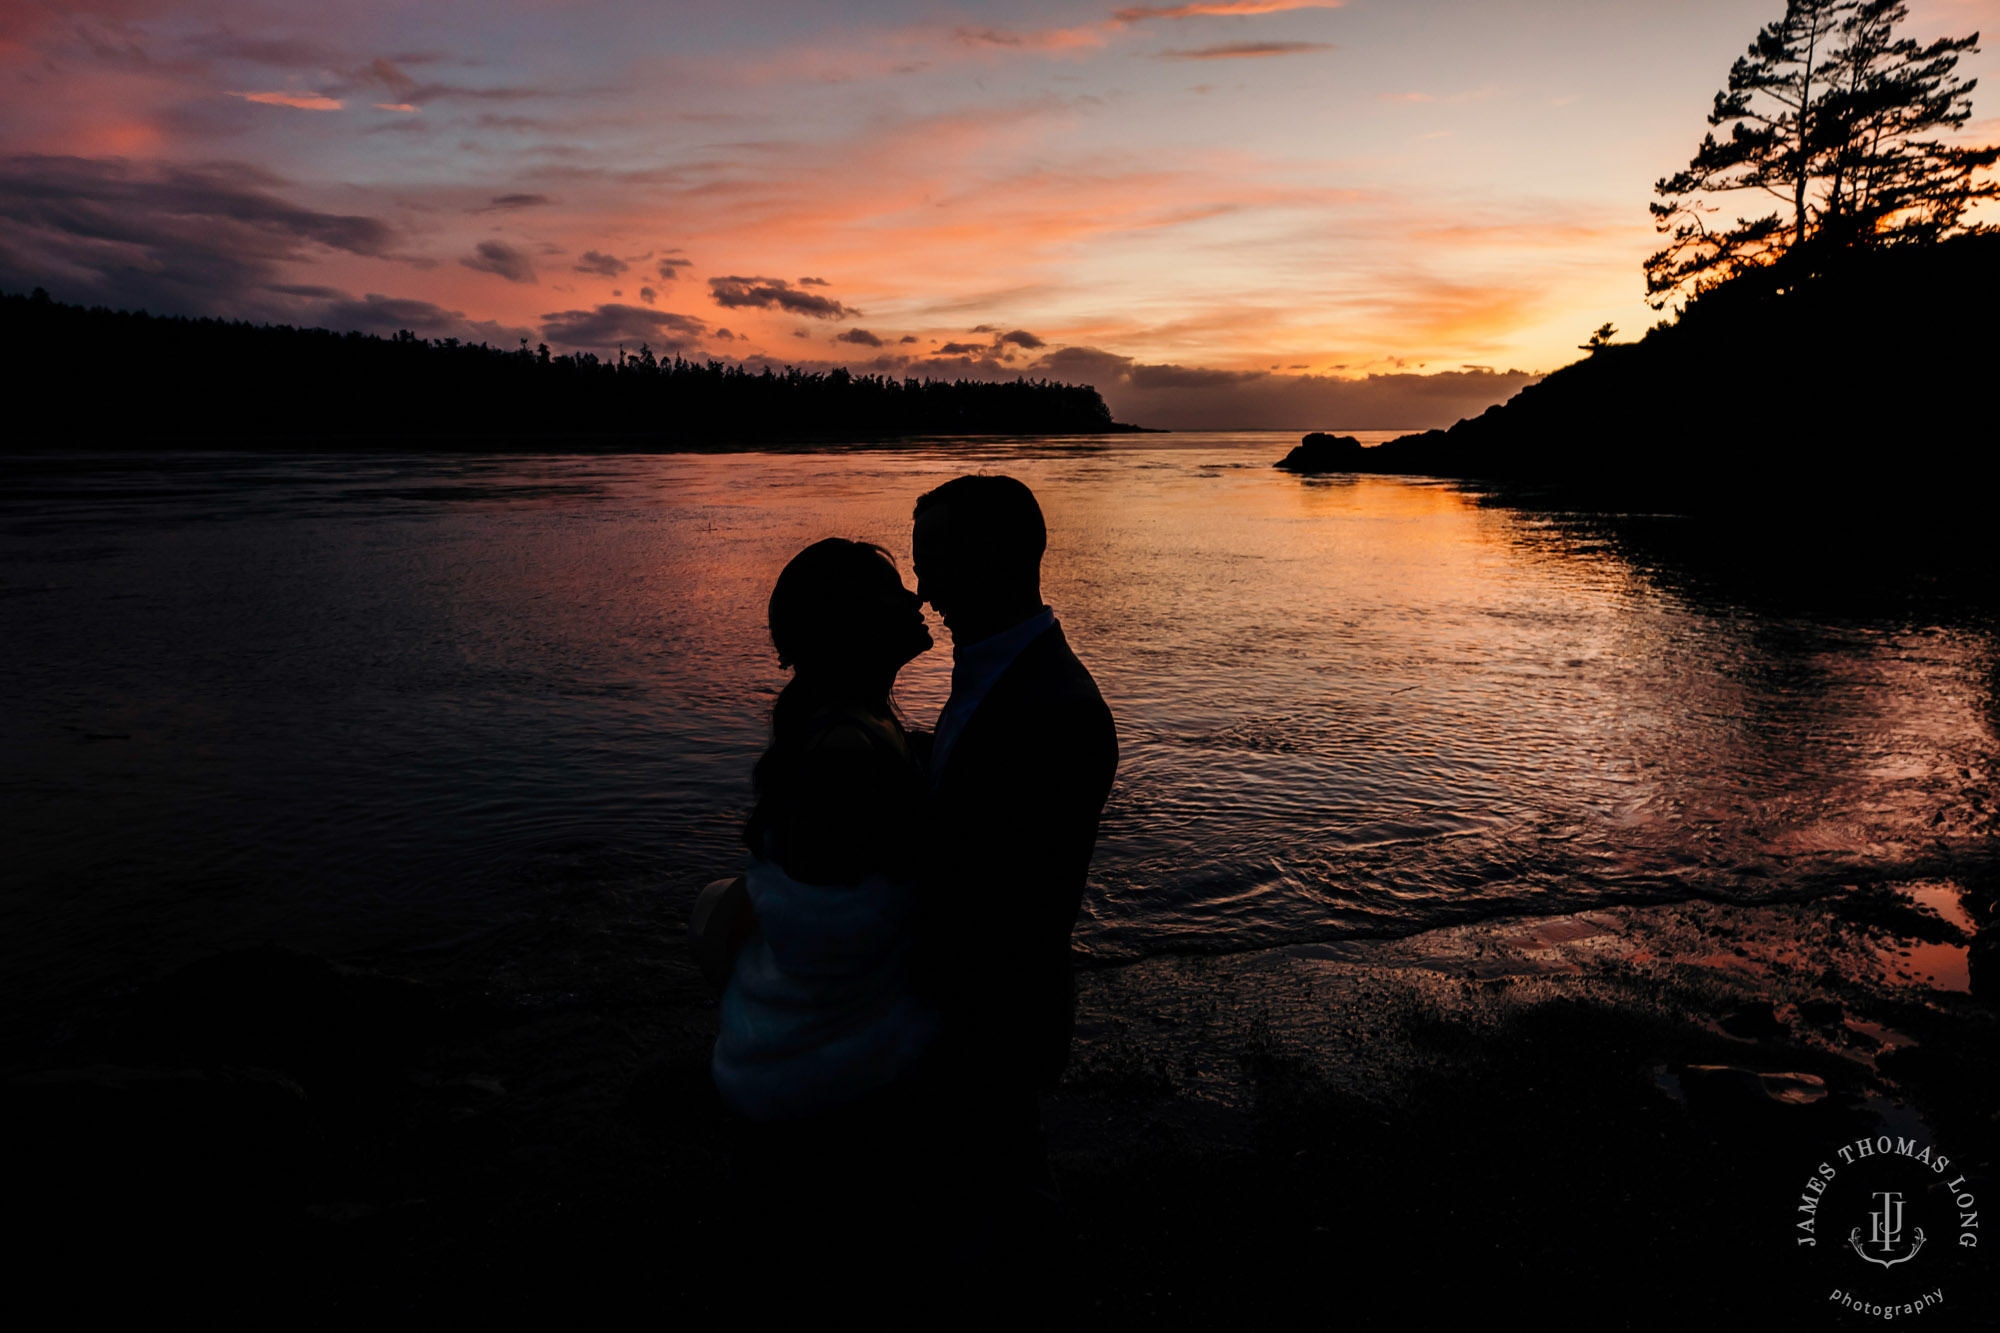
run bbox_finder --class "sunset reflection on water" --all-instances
[1,437,1992,1011]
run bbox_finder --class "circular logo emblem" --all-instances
[1793,1132,1981,1320]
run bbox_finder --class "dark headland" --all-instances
[1279,232,2000,510]
[0,288,1146,446]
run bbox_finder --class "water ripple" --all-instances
[2,439,1993,1003]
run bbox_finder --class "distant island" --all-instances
[0,290,1144,446]
[1278,232,1999,509]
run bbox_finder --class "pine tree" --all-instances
[1644,0,1996,308]
[1814,1,1998,246]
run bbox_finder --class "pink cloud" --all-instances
[952,26,1107,53]
[1114,1,1343,21]
[231,91,343,111]
[728,21,1114,85]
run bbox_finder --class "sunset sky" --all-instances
[3,0,1996,428]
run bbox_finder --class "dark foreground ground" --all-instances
[6,873,1994,1327]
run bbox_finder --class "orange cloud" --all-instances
[231,91,343,111]
[1411,222,1624,249]
[1114,1,1343,21]
[952,26,1107,53]
[1362,279,1548,351]
[65,119,164,154]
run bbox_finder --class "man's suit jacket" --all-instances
[920,621,1118,1092]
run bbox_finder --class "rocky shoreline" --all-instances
[7,874,1991,1319]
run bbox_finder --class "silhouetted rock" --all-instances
[1273,433,1365,473]
[1719,999,1786,1040]
[1679,1063,1827,1108]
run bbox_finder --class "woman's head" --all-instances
[768,538,931,683]
[747,539,929,862]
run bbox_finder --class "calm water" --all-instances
[3,437,1994,1014]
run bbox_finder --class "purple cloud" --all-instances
[460,239,537,284]
[708,274,855,319]
[0,153,401,318]
[473,193,555,212]
[319,292,532,344]
[540,302,708,352]
[1035,346,1135,383]
[574,249,628,277]
[1128,363,1268,389]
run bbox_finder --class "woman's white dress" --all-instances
[711,855,940,1121]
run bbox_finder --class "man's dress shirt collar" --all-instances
[929,605,1056,787]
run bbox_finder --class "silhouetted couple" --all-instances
[697,474,1117,1298]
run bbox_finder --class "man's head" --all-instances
[912,474,1046,643]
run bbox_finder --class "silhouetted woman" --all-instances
[709,538,942,1258]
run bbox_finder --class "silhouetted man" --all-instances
[909,474,1118,1267]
